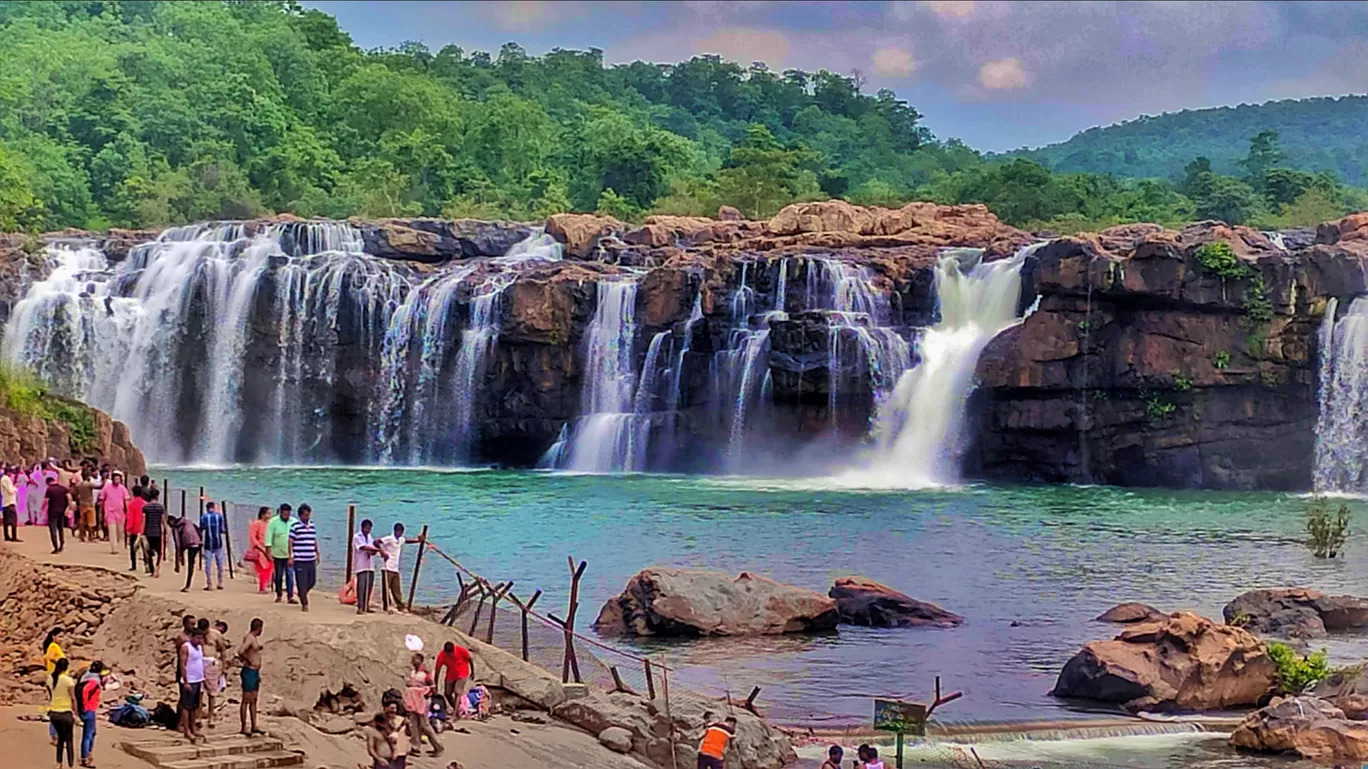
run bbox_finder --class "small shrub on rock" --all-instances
[1267,641,1329,695]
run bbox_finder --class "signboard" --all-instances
[873,699,928,735]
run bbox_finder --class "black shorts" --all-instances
[698,755,724,769]
[178,682,202,712]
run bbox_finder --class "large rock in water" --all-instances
[593,568,839,637]
[1230,696,1368,761]
[828,577,963,628]
[1224,588,1368,639]
[1052,612,1275,712]
[1095,602,1164,624]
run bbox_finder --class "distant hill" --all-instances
[1007,96,1368,185]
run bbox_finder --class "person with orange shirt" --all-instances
[697,716,736,769]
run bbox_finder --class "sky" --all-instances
[307,1,1368,152]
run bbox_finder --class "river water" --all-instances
[158,468,1364,732]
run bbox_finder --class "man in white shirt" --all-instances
[351,519,382,615]
[1,465,18,542]
[377,522,424,614]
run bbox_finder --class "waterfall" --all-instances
[844,244,1038,487]
[1313,296,1368,490]
[2,221,558,466]
[550,280,644,472]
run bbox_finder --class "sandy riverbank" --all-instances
[0,535,793,768]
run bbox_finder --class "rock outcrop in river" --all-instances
[9,206,1368,490]
[1224,587,1368,639]
[594,568,839,637]
[1053,611,1275,711]
[1230,696,1368,762]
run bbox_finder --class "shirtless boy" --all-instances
[236,618,265,736]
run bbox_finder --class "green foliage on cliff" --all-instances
[1010,97,1368,186]
[0,1,1365,232]
[1194,242,1247,278]
[0,364,97,452]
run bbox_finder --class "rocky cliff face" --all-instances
[11,204,1368,489]
[0,398,146,476]
[968,220,1368,490]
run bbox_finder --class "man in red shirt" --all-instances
[126,485,147,573]
[433,641,474,709]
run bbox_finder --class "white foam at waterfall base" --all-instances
[833,244,1040,489]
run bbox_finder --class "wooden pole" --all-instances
[644,659,656,700]
[522,589,541,662]
[221,500,234,580]
[344,504,356,583]
[486,581,513,645]
[406,524,427,611]
[663,665,678,769]
[610,667,637,695]
[468,581,488,636]
[562,557,586,684]
[177,488,187,571]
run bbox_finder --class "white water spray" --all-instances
[841,244,1039,488]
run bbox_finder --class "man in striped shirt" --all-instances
[288,504,320,613]
[200,501,227,591]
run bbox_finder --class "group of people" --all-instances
[170,613,267,745]
[242,505,421,616]
[0,458,140,554]
[819,743,887,769]
[40,627,110,769]
[364,641,480,768]
[39,614,269,767]
[0,457,236,596]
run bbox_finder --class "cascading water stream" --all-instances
[1312,296,1368,490]
[547,279,644,472]
[841,243,1040,488]
[3,221,559,466]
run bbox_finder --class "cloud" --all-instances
[474,1,576,32]
[920,1,976,19]
[693,27,793,68]
[872,47,917,77]
[978,57,1028,90]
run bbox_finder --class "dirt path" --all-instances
[3,534,658,769]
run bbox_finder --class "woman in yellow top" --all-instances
[48,657,76,768]
[42,627,64,746]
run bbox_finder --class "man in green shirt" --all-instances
[266,504,295,604]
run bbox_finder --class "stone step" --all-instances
[159,750,304,769]
[122,736,287,765]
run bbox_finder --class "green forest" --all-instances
[1010,97,1368,185]
[1,0,1365,235]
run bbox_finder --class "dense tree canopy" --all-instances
[0,1,1365,234]
[1010,96,1368,186]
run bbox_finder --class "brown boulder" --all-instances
[1313,663,1368,720]
[1230,696,1368,761]
[546,213,623,259]
[718,205,744,221]
[593,568,838,637]
[1224,588,1368,639]
[1095,602,1164,624]
[1052,612,1275,712]
[828,577,962,628]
